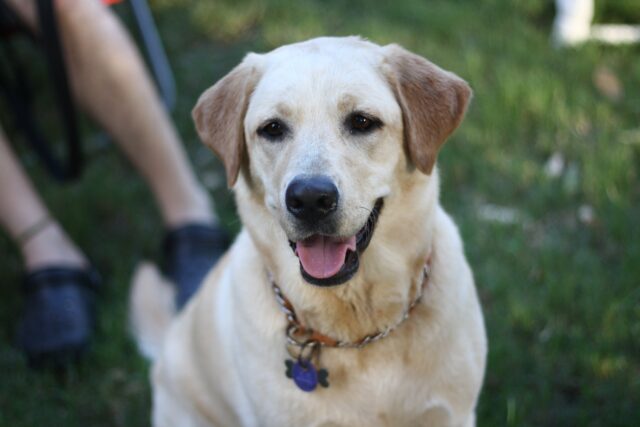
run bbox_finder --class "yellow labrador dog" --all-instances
[131,36,486,427]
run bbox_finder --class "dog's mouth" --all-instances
[288,198,384,287]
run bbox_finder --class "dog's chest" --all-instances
[236,342,451,427]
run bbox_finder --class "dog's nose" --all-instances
[286,175,339,222]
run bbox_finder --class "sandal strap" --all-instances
[161,223,230,309]
[162,224,230,256]
[23,267,102,295]
[162,224,230,277]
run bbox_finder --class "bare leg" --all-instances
[0,127,96,367]
[7,0,215,227]
[7,0,228,311]
[0,128,86,270]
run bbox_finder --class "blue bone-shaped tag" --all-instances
[285,359,329,392]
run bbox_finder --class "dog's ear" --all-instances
[192,55,262,187]
[383,44,472,175]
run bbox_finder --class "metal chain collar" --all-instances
[270,261,431,351]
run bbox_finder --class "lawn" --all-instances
[0,0,638,426]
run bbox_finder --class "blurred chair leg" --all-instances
[129,0,176,111]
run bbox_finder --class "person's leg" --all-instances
[7,0,214,227]
[7,0,228,308]
[0,128,85,270]
[0,129,97,367]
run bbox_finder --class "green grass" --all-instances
[1,0,639,425]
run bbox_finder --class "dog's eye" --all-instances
[348,113,382,134]
[258,120,287,140]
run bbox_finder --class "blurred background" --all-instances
[0,0,638,425]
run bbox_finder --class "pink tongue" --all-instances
[295,235,357,279]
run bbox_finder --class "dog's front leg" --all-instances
[152,382,216,427]
[459,413,476,427]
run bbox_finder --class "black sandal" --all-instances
[15,266,101,368]
[162,223,230,310]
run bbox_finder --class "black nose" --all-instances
[286,175,339,222]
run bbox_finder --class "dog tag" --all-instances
[285,359,329,392]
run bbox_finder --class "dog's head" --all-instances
[193,37,470,287]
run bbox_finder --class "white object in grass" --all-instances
[553,0,640,46]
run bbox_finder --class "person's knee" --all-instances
[56,0,114,22]
[4,0,37,27]
[3,0,112,31]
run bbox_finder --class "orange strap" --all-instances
[102,0,125,5]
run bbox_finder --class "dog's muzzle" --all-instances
[288,197,384,287]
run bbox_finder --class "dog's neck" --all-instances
[237,171,438,343]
